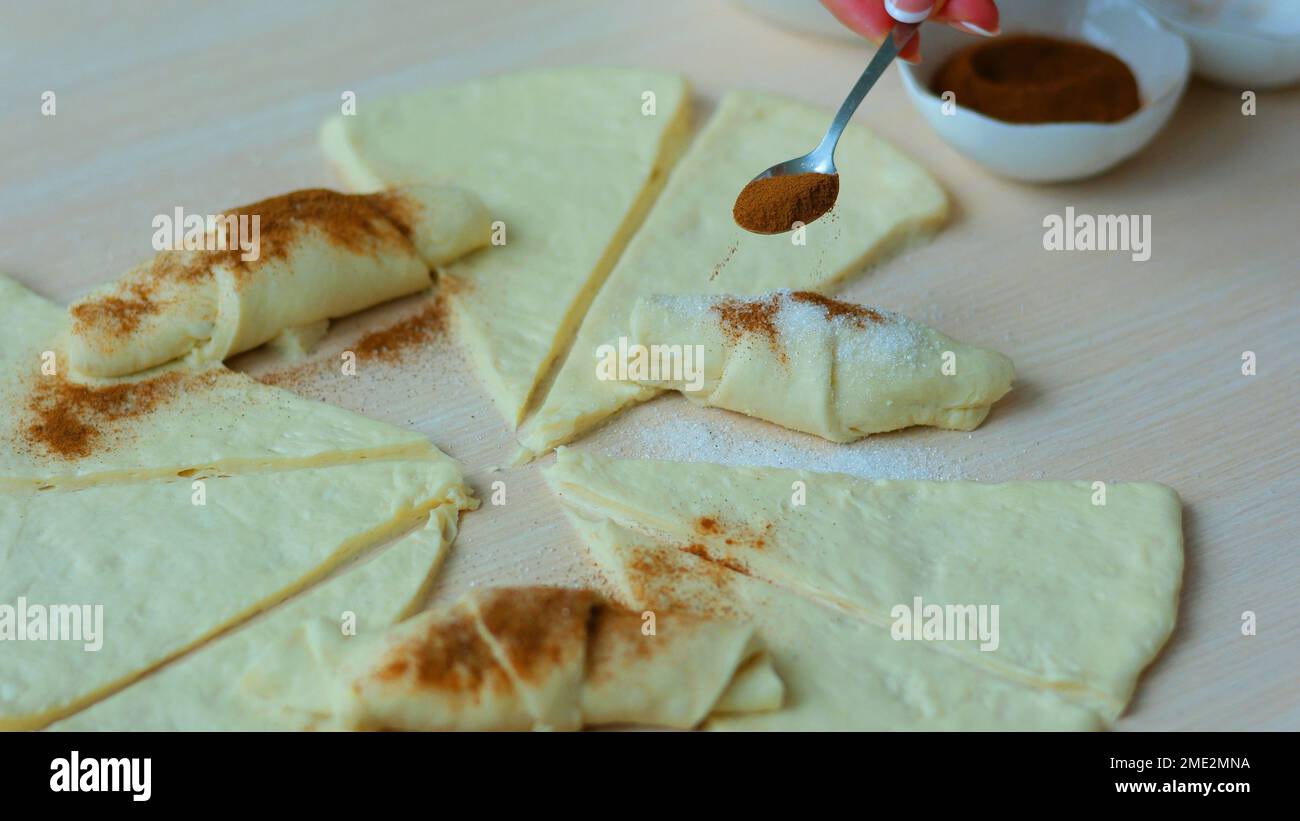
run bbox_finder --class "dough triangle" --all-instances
[0,458,471,730]
[320,68,693,427]
[48,507,459,731]
[517,90,948,455]
[0,276,438,491]
[546,449,1183,727]
[564,514,1101,731]
[261,586,779,730]
[0,274,476,730]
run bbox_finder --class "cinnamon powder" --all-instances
[623,547,740,619]
[22,372,187,459]
[712,293,783,351]
[789,291,884,327]
[220,188,418,274]
[377,610,506,694]
[733,172,840,235]
[694,515,772,550]
[69,280,160,338]
[932,34,1140,124]
[71,189,419,343]
[683,544,751,577]
[712,290,885,353]
[352,297,448,364]
[473,588,598,685]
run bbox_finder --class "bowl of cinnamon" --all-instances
[898,0,1191,182]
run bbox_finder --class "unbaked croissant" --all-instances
[65,185,489,378]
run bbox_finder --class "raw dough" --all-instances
[0,458,471,731]
[256,586,781,731]
[49,507,459,731]
[321,68,693,427]
[516,90,948,456]
[0,275,476,730]
[65,185,489,378]
[1,276,435,492]
[570,516,1102,730]
[545,449,1184,729]
[627,290,1015,441]
[267,318,331,359]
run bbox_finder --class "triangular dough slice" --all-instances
[331,594,534,731]
[578,595,779,727]
[0,276,436,491]
[321,68,693,426]
[0,457,472,731]
[464,586,595,730]
[546,449,1183,724]
[627,290,1014,441]
[566,515,1101,731]
[464,586,775,730]
[272,586,777,731]
[48,507,459,731]
[517,90,949,455]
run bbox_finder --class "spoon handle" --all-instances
[814,22,922,160]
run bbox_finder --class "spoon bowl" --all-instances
[751,148,838,182]
[734,17,924,233]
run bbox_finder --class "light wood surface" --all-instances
[2,0,1296,731]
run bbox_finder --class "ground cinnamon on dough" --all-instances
[712,293,783,350]
[22,372,186,459]
[733,172,839,234]
[69,281,161,338]
[694,515,771,550]
[254,297,448,389]
[473,588,598,684]
[222,189,419,275]
[695,516,722,535]
[352,297,448,364]
[71,189,421,343]
[711,292,885,357]
[683,544,752,577]
[379,611,504,694]
[789,291,884,327]
[624,545,739,619]
[586,606,658,674]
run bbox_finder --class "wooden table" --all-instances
[3,0,1296,731]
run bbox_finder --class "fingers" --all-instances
[885,0,937,22]
[819,0,924,62]
[819,0,998,62]
[821,0,895,43]
[931,0,1000,36]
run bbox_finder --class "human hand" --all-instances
[819,0,1000,63]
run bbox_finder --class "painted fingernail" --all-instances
[885,0,934,24]
[956,21,1000,36]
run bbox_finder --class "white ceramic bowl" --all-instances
[1139,0,1300,88]
[899,0,1191,182]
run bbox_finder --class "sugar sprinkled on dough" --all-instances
[648,289,936,380]
[594,396,967,482]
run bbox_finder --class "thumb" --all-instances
[885,0,937,21]
[820,0,926,61]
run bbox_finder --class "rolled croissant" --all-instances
[626,290,1015,442]
[65,184,489,378]
[246,586,782,731]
